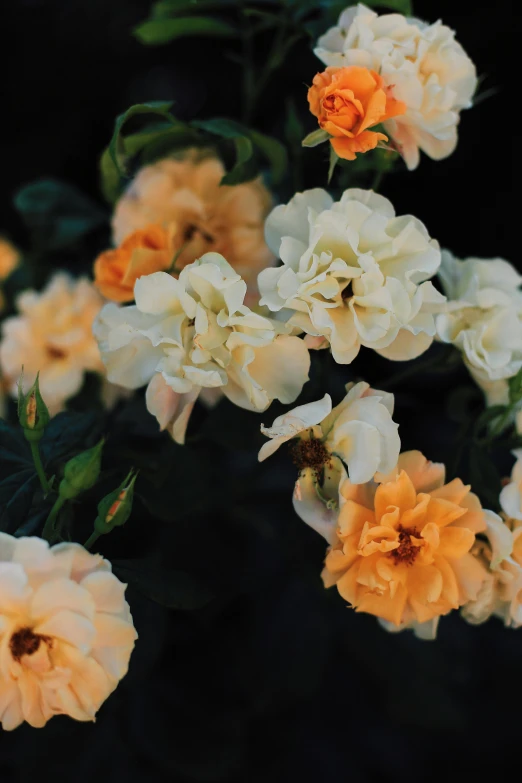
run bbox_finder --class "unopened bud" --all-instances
[59,438,105,499]
[18,372,50,441]
[94,469,138,535]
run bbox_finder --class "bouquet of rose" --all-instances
[0,0,518,732]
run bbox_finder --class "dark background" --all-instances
[0,1,517,781]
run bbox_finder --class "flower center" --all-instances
[341,281,353,301]
[9,627,52,662]
[291,437,331,478]
[389,525,421,566]
[46,345,67,360]
[322,93,361,129]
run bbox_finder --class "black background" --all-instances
[0,1,517,781]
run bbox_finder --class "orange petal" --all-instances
[338,499,375,537]
[438,526,475,559]
[430,478,471,505]
[424,497,467,528]
[374,470,417,522]
[407,564,443,605]
[331,130,386,160]
[336,563,360,604]
[356,584,408,626]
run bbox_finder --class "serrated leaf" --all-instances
[112,559,214,609]
[302,129,330,148]
[40,411,103,467]
[14,179,107,252]
[134,16,236,45]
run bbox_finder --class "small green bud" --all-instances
[18,372,50,441]
[93,469,138,535]
[59,438,105,499]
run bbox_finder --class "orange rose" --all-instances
[323,451,487,628]
[94,224,175,302]
[307,65,406,161]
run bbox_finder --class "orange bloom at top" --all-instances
[307,66,406,161]
[323,451,488,630]
[94,224,174,302]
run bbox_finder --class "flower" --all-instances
[258,188,444,363]
[322,450,487,635]
[94,253,310,444]
[0,274,106,415]
[0,534,137,730]
[94,224,175,303]
[500,450,522,522]
[260,382,400,541]
[307,65,405,160]
[314,3,477,169]
[436,251,522,401]
[112,150,275,302]
[461,512,522,629]
[0,237,20,314]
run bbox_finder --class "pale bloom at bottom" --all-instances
[0,534,137,730]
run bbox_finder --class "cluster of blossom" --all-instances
[0,4,518,732]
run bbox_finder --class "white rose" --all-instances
[259,381,400,541]
[314,3,477,169]
[94,253,310,444]
[0,534,137,730]
[259,188,444,364]
[462,511,522,629]
[436,251,522,395]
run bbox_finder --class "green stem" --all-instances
[371,168,385,193]
[41,495,66,543]
[30,440,51,495]
[84,531,101,552]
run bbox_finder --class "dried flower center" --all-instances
[389,525,421,566]
[47,345,67,360]
[9,627,52,662]
[291,437,331,478]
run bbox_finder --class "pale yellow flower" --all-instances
[0,274,105,415]
[0,534,137,730]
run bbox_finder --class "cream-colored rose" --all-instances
[462,512,522,629]
[314,3,477,169]
[0,534,137,730]
[0,274,106,415]
[260,382,400,541]
[94,253,310,444]
[258,188,444,364]
[436,251,522,399]
[112,150,275,303]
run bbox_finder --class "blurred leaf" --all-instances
[248,129,288,184]
[0,419,31,474]
[509,367,522,405]
[364,0,413,12]
[40,411,103,467]
[285,99,304,147]
[468,446,501,509]
[14,179,107,252]
[0,470,40,534]
[134,16,236,45]
[153,0,238,15]
[113,559,214,609]
[108,102,176,176]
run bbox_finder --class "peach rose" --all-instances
[323,451,488,631]
[112,151,275,304]
[307,65,406,160]
[94,224,175,303]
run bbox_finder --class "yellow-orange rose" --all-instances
[94,224,174,303]
[308,66,405,161]
[323,451,487,628]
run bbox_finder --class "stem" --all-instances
[41,495,66,543]
[30,440,51,495]
[84,531,101,552]
[371,168,385,193]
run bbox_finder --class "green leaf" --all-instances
[302,128,330,148]
[134,16,236,45]
[152,0,238,16]
[248,130,288,185]
[363,0,413,13]
[108,102,176,177]
[468,446,501,510]
[112,559,214,609]
[14,179,107,252]
[328,147,339,183]
[100,122,198,203]
[0,470,40,534]
[40,411,103,467]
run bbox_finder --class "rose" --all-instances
[307,66,405,160]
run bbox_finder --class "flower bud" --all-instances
[59,438,104,500]
[18,372,50,441]
[93,469,138,535]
